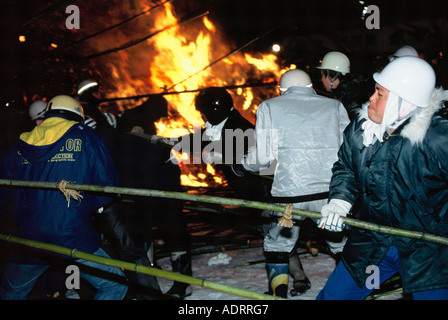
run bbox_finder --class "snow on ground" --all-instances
[156,243,405,300]
[154,197,405,301]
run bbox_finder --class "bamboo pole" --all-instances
[365,288,403,300]
[165,24,284,91]
[100,81,277,103]
[1,179,448,246]
[64,0,174,49]
[0,233,281,300]
[364,274,403,300]
[20,0,77,28]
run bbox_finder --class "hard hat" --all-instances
[373,56,435,107]
[279,69,312,93]
[77,79,99,96]
[389,45,419,61]
[317,51,351,75]
[195,87,233,125]
[29,100,47,120]
[46,95,85,122]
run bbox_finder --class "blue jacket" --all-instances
[1,115,119,258]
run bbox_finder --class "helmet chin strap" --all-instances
[326,70,340,91]
[382,92,418,137]
[362,93,417,147]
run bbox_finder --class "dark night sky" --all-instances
[1,0,447,106]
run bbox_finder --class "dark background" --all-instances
[1,0,447,110]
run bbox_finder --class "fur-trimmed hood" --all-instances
[358,87,448,145]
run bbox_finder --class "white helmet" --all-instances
[29,100,47,120]
[317,51,350,75]
[279,69,312,93]
[389,45,419,61]
[373,56,435,107]
[77,79,99,96]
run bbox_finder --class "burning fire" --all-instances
[94,1,288,187]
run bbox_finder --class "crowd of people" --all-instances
[0,45,447,300]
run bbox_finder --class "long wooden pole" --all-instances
[1,179,447,246]
[0,233,282,300]
[99,81,277,103]
[165,24,284,91]
[65,0,174,49]
[80,11,209,60]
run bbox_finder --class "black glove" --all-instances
[231,164,247,177]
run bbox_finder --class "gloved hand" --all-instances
[231,163,247,177]
[203,151,223,164]
[150,135,177,146]
[317,199,351,232]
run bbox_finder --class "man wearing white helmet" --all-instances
[0,95,128,300]
[317,57,448,300]
[233,69,350,297]
[317,51,351,92]
[388,45,419,61]
[318,51,373,120]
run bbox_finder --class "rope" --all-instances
[277,204,294,228]
[58,180,83,208]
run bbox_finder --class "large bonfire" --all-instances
[49,1,291,187]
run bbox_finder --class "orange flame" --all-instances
[98,1,288,187]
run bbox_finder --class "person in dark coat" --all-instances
[318,51,374,120]
[117,94,168,136]
[317,57,448,300]
[85,97,191,299]
[174,87,272,203]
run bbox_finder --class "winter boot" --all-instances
[265,252,289,298]
[289,250,311,296]
[128,255,164,300]
[166,251,193,299]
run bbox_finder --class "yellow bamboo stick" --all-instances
[1,179,447,246]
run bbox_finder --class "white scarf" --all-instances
[204,117,229,141]
[362,92,419,147]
